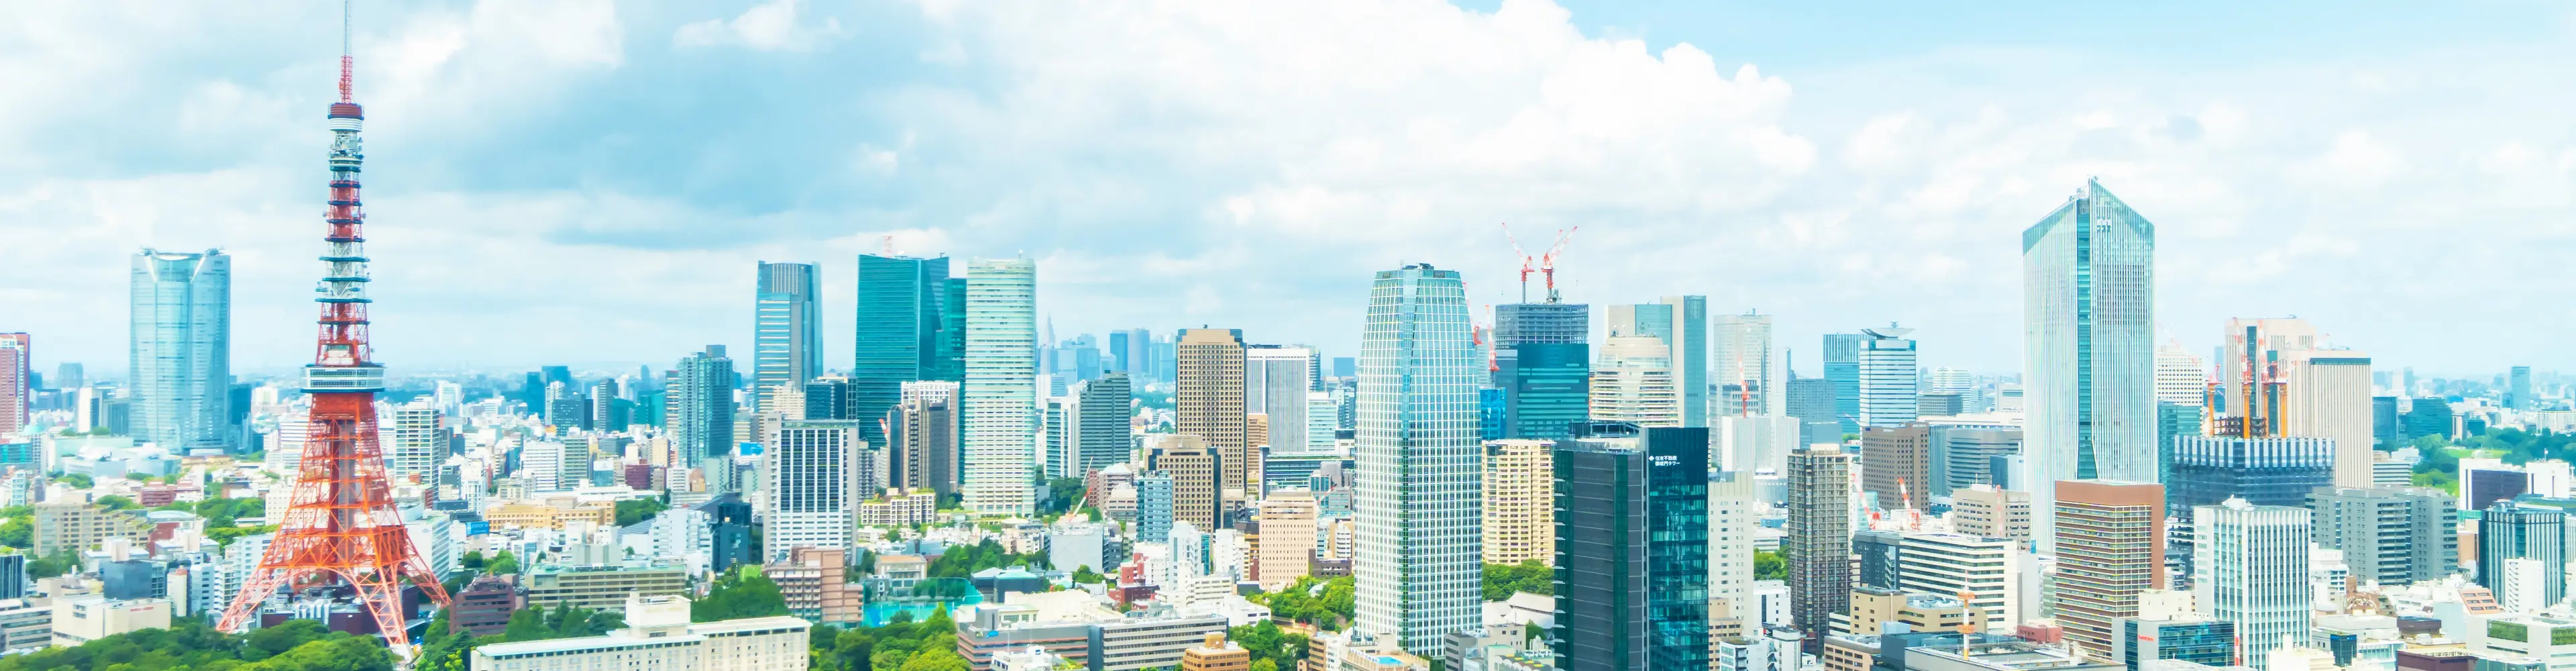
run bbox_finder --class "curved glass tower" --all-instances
[2023,178,2157,548]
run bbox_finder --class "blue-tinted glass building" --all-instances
[853,254,962,446]
[1495,303,1590,442]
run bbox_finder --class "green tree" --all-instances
[1479,560,1552,601]
[489,550,520,576]
[1071,566,1103,584]
[694,566,791,622]
[0,517,30,550]
[502,608,549,641]
[1754,550,1786,581]
[94,495,138,511]
[614,498,669,526]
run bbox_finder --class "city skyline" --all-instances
[7,1,2575,377]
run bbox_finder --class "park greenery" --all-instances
[1226,620,1308,671]
[0,619,392,671]
[1250,576,1355,630]
[924,538,1049,579]
[694,565,791,622]
[2408,427,2575,495]
[613,498,669,526]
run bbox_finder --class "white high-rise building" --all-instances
[386,404,448,485]
[1714,311,1776,417]
[963,257,1038,515]
[765,419,863,559]
[1710,470,1758,629]
[2193,498,2312,661]
[1354,264,1483,655]
[1591,336,1679,428]
[2154,342,2206,407]
[2023,180,2159,549]
[1717,414,1800,475]
[1895,533,2023,631]
[1858,325,1919,427]
[1246,346,1316,452]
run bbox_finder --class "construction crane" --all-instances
[1501,223,1536,303]
[1538,226,1577,304]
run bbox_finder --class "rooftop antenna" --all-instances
[339,0,355,103]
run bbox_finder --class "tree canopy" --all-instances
[694,565,791,622]
[1481,561,1552,601]
[0,619,392,671]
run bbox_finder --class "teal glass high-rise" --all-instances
[853,254,960,446]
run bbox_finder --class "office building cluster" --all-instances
[4,142,2572,671]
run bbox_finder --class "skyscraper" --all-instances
[1482,439,1552,566]
[961,257,1037,515]
[2048,480,2166,661]
[1859,423,1932,510]
[0,334,25,435]
[1552,423,1709,671]
[888,380,958,499]
[1713,311,1774,417]
[1856,325,1918,428]
[672,346,737,462]
[1822,333,1864,433]
[1177,329,1251,499]
[1146,434,1222,535]
[386,405,449,485]
[2191,499,2310,662]
[1494,303,1590,442]
[1592,336,1679,427]
[2024,180,2159,550]
[131,248,233,451]
[767,419,864,558]
[1785,446,1851,651]
[1785,376,1839,447]
[2510,366,2534,411]
[1354,264,1482,655]
[2167,436,2334,518]
[853,253,959,446]
[1609,299,1707,427]
[1246,345,1313,456]
[752,262,822,415]
[1065,374,1133,477]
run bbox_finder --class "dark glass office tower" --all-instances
[1495,303,1589,441]
[853,254,959,446]
[1822,333,1864,433]
[2479,504,2565,605]
[1553,422,1708,671]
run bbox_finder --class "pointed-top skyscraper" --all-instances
[2023,178,2157,548]
[1354,264,1483,654]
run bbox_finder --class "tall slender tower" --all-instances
[2024,179,2157,549]
[219,4,451,649]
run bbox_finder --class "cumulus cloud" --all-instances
[674,0,843,52]
[3,0,2574,376]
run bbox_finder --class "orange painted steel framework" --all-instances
[215,1,450,650]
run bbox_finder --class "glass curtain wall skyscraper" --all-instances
[672,346,737,461]
[752,260,819,413]
[1822,333,1864,433]
[1713,311,1774,417]
[1494,302,1589,441]
[962,257,1037,515]
[2025,179,2159,548]
[854,253,961,447]
[1553,423,1712,671]
[1354,264,1482,655]
[1856,325,1918,428]
[131,249,233,452]
[752,262,821,415]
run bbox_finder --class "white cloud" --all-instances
[675,0,843,52]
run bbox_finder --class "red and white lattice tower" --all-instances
[217,1,451,650]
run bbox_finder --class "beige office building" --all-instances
[1591,336,1678,428]
[1256,492,1318,588]
[1481,440,1553,566]
[1147,434,1224,534]
[889,380,959,498]
[33,502,149,557]
[1947,484,2033,544]
[1177,329,1250,500]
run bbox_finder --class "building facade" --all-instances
[1856,327,1918,429]
[2191,499,2311,661]
[752,262,822,415]
[1483,439,1553,566]
[1177,329,1251,501]
[130,249,232,452]
[2023,180,2159,550]
[766,419,864,558]
[1786,446,1853,651]
[2048,480,2166,661]
[2307,486,2457,587]
[963,257,1038,515]
[1353,264,1483,655]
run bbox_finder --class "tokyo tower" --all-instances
[216,1,452,650]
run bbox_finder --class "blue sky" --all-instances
[4,0,2573,380]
